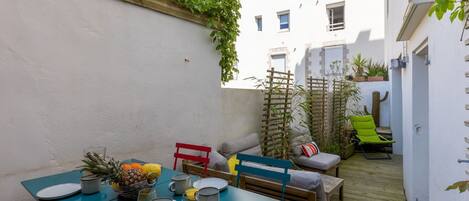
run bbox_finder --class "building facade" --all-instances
[386,0,469,200]
[226,0,386,88]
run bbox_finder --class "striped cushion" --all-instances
[301,142,320,157]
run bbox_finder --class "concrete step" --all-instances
[466,104,469,110]
[465,55,469,61]
[465,121,469,127]
[465,38,469,46]
[466,87,469,94]
[466,72,469,77]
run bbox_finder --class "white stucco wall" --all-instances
[356,82,391,127]
[226,0,386,88]
[386,0,469,200]
[0,1,263,200]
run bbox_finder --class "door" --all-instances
[411,43,429,201]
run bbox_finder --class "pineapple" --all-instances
[120,168,146,186]
[81,152,122,183]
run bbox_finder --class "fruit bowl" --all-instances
[114,179,156,200]
[80,153,162,201]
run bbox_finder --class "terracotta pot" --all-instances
[353,76,366,82]
[367,76,385,81]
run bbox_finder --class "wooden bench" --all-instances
[183,161,344,201]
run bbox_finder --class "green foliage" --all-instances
[352,54,367,77]
[429,0,467,22]
[174,0,241,83]
[366,61,389,80]
[446,136,469,193]
[447,181,469,193]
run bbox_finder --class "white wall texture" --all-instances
[386,0,469,200]
[0,1,263,200]
[356,82,391,127]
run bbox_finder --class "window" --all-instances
[323,46,344,76]
[271,54,287,72]
[327,2,345,31]
[278,11,290,31]
[255,16,262,31]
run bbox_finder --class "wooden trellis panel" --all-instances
[306,76,328,146]
[261,68,294,160]
[332,80,347,146]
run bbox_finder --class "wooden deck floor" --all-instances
[331,154,405,201]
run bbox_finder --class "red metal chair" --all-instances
[173,143,212,174]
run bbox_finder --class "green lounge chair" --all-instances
[350,115,395,160]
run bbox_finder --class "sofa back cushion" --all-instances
[220,133,260,157]
[289,129,313,157]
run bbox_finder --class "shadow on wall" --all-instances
[293,30,389,126]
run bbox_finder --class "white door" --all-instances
[411,44,429,201]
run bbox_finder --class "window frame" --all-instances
[326,2,345,32]
[255,15,263,31]
[277,10,290,32]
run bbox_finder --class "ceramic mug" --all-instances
[195,187,219,201]
[168,174,192,195]
[80,175,101,195]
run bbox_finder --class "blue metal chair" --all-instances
[235,153,292,200]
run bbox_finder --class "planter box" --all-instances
[341,143,355,160]
[353,76,366,82]
[367,76,385,81]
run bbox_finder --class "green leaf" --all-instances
[446,181,469,193]
[450,10,458,22]
[458,9,466,21]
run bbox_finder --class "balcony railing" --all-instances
[327,22,345,32]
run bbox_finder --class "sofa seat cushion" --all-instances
[242,162,327,201]
[295,153,340,171]
[243,162,322,189]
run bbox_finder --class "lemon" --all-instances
[142,163,161,180]
[111,182,120,191]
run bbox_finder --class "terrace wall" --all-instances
[0,1,262,200]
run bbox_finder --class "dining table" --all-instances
[21,159,278,201]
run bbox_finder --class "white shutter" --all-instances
[271,54,286,72]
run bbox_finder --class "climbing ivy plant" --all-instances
[429,0,467,22]
[174,0,241,83]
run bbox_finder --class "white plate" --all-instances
[36,183,81,200]
[193,178,228,191]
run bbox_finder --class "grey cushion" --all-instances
[240,145,262,156]
[220,133,260,157]
[243,162,327,201]
[289,129,313,157]
[206,150,229,172]
[294,153,341,170]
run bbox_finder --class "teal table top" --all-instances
[21,159,277,201]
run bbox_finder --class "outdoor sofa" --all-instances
[182,132,345,201]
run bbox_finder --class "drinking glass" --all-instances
[137,188,157,201]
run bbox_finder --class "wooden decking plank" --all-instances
[329,154,404,201]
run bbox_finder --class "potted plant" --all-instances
[81,152,161,199]
[352,54,367,82]
[366,61,388,81]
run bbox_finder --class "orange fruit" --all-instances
[130,163,143,170]
[121,164,132,171]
